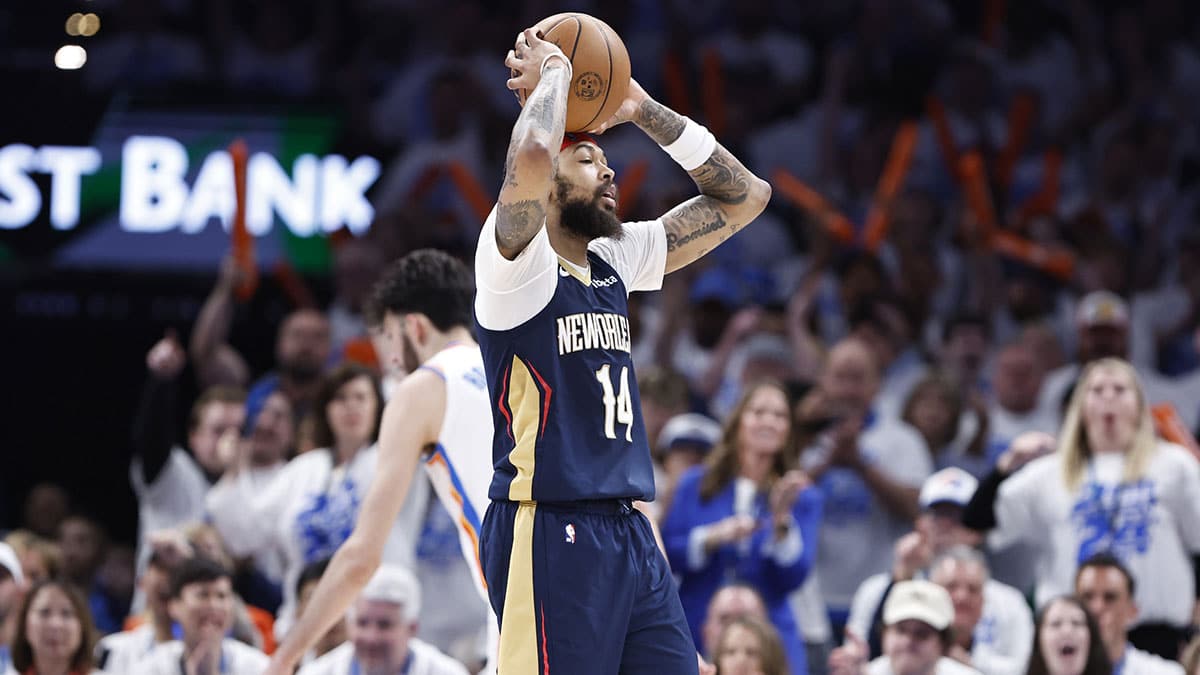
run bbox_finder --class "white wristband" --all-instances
[540,52,572,78]
[661,117,716,171]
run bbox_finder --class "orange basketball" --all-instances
[513,13,631,133]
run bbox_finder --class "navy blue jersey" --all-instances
[476,252,656,503]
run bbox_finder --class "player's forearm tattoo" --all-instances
[496,199,546,250]
[664,200,729,252]
[502,64,570,189]
[633,99,686,145]
[525,67,567,135]
[688,147,751,205]
[502,142,520,188]
[635,100,753,206]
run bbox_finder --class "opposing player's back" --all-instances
[421,343,492,595]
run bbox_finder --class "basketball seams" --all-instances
[565,16,582,63]
[578,17,614,132]
[516,12,628,132]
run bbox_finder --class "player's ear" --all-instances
[406,313,430,344]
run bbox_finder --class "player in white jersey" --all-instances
[265,249,497,675]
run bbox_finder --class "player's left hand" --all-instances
[589,78,649,134]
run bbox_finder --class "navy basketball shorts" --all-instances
[480,499,698,675]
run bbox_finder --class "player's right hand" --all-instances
[505,28,568,95]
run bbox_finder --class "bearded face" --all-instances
[555,176,622,241]
[554,172,622,242]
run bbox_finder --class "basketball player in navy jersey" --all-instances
[475,29,771,675]
[263,250,498,675]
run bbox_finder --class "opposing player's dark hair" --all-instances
[366,249,475,331]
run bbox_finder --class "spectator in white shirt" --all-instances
[96,544,179,674]
[829,580,981,675]
[988,340,1057,450]
[298,565,467,675]
[131,331,246,610]
[133,557,268,675]
[1074,554,1185,675]
[964,357,1200,659]
[801,337,933,636]
[846,468,1032,674]
[927,547,1032,675]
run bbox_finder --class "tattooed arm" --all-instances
[638,99,771,273]
[494,29,571,260]
[593,79,771,273]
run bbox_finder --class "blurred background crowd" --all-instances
[3,0,1200,673]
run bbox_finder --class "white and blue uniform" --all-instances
[418,343,498,673]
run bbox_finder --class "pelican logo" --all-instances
[574,72,604,101]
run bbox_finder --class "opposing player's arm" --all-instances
[496,29,572,260]
[264,369,445,674]
[633,99,771,274]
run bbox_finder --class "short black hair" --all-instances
[1076,552,1136,596]
[168,556,231,599]
[941,312,990,344]
[365,249,474,331]
[296,557,332,596]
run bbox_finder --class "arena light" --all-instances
[80,13,100,37]
[54,45,87,70]
[65,12,83,36]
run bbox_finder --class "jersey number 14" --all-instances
[595,364,634,442]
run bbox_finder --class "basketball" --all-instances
[513,13,631,133]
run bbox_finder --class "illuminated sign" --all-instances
[0,136,380,236]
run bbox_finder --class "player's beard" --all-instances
[556,178,623,242]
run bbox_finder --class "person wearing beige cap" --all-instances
[830,580,981,675]
[846,469,1032,675]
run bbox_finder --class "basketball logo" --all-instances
[574,72,604,101]
[565,523,576,544]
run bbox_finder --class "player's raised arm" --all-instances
[591,79,771,274]
[496,28,573,260]
[263,369,443,675]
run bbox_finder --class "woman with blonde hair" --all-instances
[662,380,823,675]
[963,357,1200,659]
